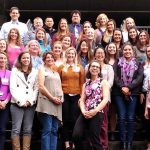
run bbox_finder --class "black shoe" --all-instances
[120,142,126,150]
[127,142,132,150]
[110,132,115,141]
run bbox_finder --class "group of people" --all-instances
[0,6,150,150]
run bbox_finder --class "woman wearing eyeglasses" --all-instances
[73,60,109,150]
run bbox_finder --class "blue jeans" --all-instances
[114,95,137,142]
[38,113,59,150]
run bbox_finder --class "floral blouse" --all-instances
[84,78,103,111]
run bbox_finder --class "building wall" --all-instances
[1,0,150,27]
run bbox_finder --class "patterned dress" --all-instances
[84,78,103,111]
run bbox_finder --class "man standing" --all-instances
[43,17,57,39]
[69,10,82,41]
[0,7,28,43]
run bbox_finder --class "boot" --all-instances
[12,136,20,150]
[23,136,31,150]
[127,142,133,150]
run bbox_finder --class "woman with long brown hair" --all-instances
[52,18,75,46]
[10,51,38,150]
[7,28,24,69]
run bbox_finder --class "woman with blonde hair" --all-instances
[52,41,64,67]
[26,40,43,70]
[121,17,137,42]
[95,13,109,46]
[58,47,85,150]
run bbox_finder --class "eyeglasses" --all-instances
[90,65,100,69]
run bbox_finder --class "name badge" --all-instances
[0,91,3,96]
[1,78,9,85]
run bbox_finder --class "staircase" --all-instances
[4,119,149,150]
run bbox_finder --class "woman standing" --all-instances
[141,45,150,150]
[10,51,38,150]
[0,52,11,150]
[77,21,92,44]
[101,19,116,48]
[113,43,143,150]
[7,28,24,69]
[121,17,137,42]
[128,26,139,46]
[112,28,124,57]
[58,47,85,150]
[26,40,43,70]
[73,60,109,150]
[36,52,63,150]
[0,39,7,52]
[35,28,51,54]
[52,41,64,67]
[94,47,114,150]
[135,30,149,66]
[52,18,75,47]
[77,39,93,68]
[105,42,118,141]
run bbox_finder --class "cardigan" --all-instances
[112,58,144,95]
[58,64,85,94]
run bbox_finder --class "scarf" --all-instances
[118,57,138,86]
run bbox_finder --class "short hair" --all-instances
[10,7,19,13]
[86,60,101,79]
[26,40,41,56]
[94,46,108,64]
[42,51,55,62]
[15,51,32,73]
[70,10,81,18]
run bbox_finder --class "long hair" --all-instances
[7,28,22,46]
[35,28,47,47]
[95,13,109,29]
[136,30,150,50]
[122,17,135,32]
[15,51,32,73]
[112,28,124,47]
[105,42,118,62]
[106,19,116,32]
[56,18,70,37]
[128,26,139,46]
[77,39,93,65]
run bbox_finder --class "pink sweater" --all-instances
[7,44,24,69]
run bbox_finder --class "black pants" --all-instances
[62,94,80,141]
[73,112,104,150]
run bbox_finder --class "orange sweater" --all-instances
[58,64,85,94]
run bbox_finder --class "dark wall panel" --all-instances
[5,0,150,11]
